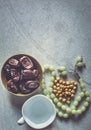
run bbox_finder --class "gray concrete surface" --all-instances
[0,0,91,130]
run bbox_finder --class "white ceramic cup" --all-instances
[17,94,56,129]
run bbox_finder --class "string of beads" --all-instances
[41,65,90,118]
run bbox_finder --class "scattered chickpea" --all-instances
[74,82,77,86]
[59,93,62,97]
[68,92,71,95]
[53,77,78,104]
[56,93,59,97]
[66,81,70,85]
[65,88,68,91]
[71,94,75,97]
[53,85,57,89]
[65,91,69,95]
[58,90,61,94]
[73,86,77,90]
[62,98,66,102]
[66,100,70,104]
[54,80,57,83]
[62,81,66,85]
[56,83,60,87]
[56,77,60,81]
[70,81,74,84]
[70,84,74,88]
[62,92,65,96]
[71,90,75,94]
[61,85,65,89]
[59,80,63,84]
[53,89,57,93]
[59,97,62,101]
[69,89,72,92]
[56,87,60,90]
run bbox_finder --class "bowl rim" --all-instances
[22,94,56,129]
[1,54,42,96]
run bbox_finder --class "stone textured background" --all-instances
[0,0,91,130]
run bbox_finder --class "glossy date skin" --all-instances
[3,55,40,94]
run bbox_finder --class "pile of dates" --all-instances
[3,55,41,94]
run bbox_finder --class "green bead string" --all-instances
[41,65,90,118]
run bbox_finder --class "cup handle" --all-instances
[17,117,25,125]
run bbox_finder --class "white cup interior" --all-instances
[22,94,56,129]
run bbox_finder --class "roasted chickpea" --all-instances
[53,85,57,89]
[71,94,75,97]
[56,77,60,81]
[74,82,77,86]
[56,93,59,97]
[66,100,70,104]
[66,81,70,85]
[71,90,75,94]
[59,80,63,84]
[59,93,62,97]
[53,77,78,105]
[56,83,60,87]
[62,98,66,102]
[54,80,57,83]
[53,89,57,93]
[59,97,62,101]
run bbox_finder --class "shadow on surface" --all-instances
[25,121,55,130]
[8,93,30,109]
[8,88,41,109]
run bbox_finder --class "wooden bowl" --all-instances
[1,54,42,96]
